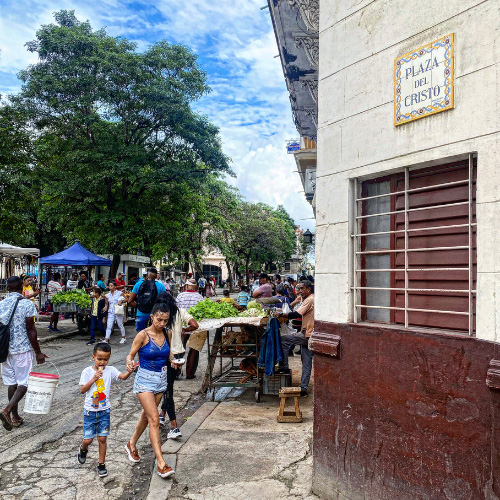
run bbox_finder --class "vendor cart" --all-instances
[200,316,269,403]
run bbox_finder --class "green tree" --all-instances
[153,176,240,274]
[211,202,297,284]
[9,10,231,273]
[0,103,36,246]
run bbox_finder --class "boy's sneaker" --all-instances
[77,447,88,464]
[119,337,126,344]
[86,340,95,345]
[159,415,166,426]
[97,463,108,477]
[167,427,182,440]
[47,326,54,331]
[52,328,61,332]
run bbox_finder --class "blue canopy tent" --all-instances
[39,242,112,266]
[38,242,112,316]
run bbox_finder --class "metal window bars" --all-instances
[351,154,476,335]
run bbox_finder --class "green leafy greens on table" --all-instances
[188,299,239,320]
[51,289,92,308]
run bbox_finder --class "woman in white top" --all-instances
[103,281,126,343]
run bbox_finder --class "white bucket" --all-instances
[24,367,60,415]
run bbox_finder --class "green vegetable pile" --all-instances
[188,299,239,320]
[51,289,92,308]
[246,301,262,311]
[239,308,266,317]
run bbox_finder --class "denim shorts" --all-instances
[133,366,168,394]
[83,409,111,439]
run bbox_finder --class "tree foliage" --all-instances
[209,201,297,282]
[6,10,231,272]
[0,11,301,278]
[0,103,36,246]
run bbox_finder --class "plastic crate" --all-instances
[52,302,78,313]
[77,307,92,315]
[263,373,292,395]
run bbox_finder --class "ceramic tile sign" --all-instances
[394,34,454,126]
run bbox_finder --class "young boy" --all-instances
[237,285,250,309]
[78,343,133,477]
[219,289,235,305]
[87,289,107,346]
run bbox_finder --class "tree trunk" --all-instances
[183,252,190,274]
[194,261,203,278]
[110,254,121,279]
[245,254,251,285]
[225,261,233,292]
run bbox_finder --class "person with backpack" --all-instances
[127,268,166,333]
[0,276,48,431]
[198,276,206,297]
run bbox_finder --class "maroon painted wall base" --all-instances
[310,321,500,500]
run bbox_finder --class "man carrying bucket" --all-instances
[0,276,48,431]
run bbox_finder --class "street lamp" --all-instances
[303,229,314,244]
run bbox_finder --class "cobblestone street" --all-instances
[0,325,206,500]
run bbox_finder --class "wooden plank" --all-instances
[294,396,301,418]
[277,414,303,423]
[201,327,223,393]
[279,387,301,395]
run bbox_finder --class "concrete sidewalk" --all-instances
[149,357,318,500]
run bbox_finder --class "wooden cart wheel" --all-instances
[255,389,261,403]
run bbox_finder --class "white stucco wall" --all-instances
[316,0,500,340]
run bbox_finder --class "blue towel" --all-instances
[258,317,284,376]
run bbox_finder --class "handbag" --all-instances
[282,301,291,315]
[0,296,23,363]
[114,302,125,316]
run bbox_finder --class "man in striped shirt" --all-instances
[175,279,204,379]
[176,279,204,311]
[47,273,63,332]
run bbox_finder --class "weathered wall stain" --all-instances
[311,321,500,500]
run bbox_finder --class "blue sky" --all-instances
[0,0,314,231]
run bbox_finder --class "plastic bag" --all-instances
[282,302,291,315]
[280,321,295,337]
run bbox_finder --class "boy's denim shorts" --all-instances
[133,366,167,394]
[83,409,111,439]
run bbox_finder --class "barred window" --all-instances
[352,156,476,335]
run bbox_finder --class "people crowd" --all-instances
[0,265,314,480]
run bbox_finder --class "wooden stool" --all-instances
[277,387,303,423]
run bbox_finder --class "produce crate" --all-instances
[52,302,78,313]
[77,307,92,315]
[263,373,292,395]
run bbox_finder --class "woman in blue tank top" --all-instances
[124,302,177,479]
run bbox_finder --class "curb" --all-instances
[38,328,81,344]
[146,402,219,500]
